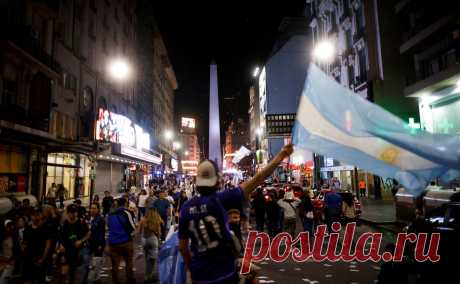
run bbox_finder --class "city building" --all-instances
[0,0,164,200]
[394,0,460,135]
[248,85,260,153]
[179,117,200,176]
[152,25,178,175]
[305,0,421,197]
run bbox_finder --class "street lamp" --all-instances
[108,58,131,81]
[312,40,335,63]
[172,141,182,150]
[164,130,173,141]
[253,67,260,78]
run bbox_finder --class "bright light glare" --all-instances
[456,80,460,88]
[256,128,263,136]
[184,151,190,156]
[253,67,260,77]
[164,130,173,140]
[173,142,182,149]
[109,59,130,81]
[312,40,335,62]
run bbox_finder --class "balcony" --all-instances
[5,26,60,73]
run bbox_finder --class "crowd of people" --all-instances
[0,180,198,284]
[0,144,295,284]
[251,182,360,239]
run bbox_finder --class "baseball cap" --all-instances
[196,160,219,187]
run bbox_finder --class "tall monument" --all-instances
[209,61,222,169]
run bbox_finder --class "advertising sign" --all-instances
[96,108,150,151]
[181,117,196,129]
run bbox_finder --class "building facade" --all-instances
[0,0,164,201]
[223,119,250,171]
[152,25,178,174]
[395,0,460,135]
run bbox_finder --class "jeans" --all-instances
[109,241,134,284]
[138,207,146,220]
[69,247,91,284]
[283,218,297,237]
[142,235,159,281]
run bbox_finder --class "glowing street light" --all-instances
[172,141,182,150]
[108,58,131,81]
[256,127,263,137]
[184,151,190,156]
[164,130,173,141]
[312,40,335,63]
[253,67,260,77]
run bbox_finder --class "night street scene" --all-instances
[1,0,460,283]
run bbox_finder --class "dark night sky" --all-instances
[152,0,306,153]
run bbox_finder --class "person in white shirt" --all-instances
[137,189,149,220]
[277,191,301,237]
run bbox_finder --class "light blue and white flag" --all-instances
[292,64,458,195]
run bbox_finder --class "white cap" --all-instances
[196,160,219,187]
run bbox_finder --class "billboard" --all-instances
[181,117,196,129]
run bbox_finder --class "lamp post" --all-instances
[91,57,133,205]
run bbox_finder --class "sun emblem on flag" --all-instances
[379,147,399,164]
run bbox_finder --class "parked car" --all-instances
[405,202,460,282]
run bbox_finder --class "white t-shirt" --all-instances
[277,198,300,219]
[138,194,148,208]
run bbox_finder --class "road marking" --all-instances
[350,261,357,265]
[349,264,357,268]
[259,280,276,283]
[325,274,332,278]
[257,276,268,279]
[302,278,319,284]
[323,263,332,267]
[350,269,360,272]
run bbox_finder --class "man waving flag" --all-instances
[292,64,459,196]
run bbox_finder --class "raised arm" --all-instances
[241,144,294,199]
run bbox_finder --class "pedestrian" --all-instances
[359,179,366,197]
[265,192,281,237]
[252,187,266,232]
[151,191,171,240]
[42,206,60,282]
[341,193,356,224]
[324,187,342,233]
[92,194,100,206]
[277,190,301,237]
[178,144,293,284]
[138,209,162,282]
[298,190,314,237]
[102,191,113,217]
[175,190,188,223]
[59,204,91,284]
[57,184,68,209]
[0,220,18,284]
[88,203,105,284]
[22,208,52,284]
[137,189,148,221]
[74,199,87,220]
[107,197,136,284]
[47,183,58,206]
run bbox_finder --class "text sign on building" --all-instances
[266,113,296,136]
[96,108,150,151]
[181,117,196,129]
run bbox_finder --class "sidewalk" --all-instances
[358,197,396,224]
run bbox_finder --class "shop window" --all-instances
[46,153,77,200]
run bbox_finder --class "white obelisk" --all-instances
[209,61,222,169]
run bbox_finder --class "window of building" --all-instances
[46,153,77,200]
[63,71,77,92]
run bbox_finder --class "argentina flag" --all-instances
[292,64,459,195]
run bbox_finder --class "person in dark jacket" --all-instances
[107,198,136,284]
[102,191,114,217]
[88,203,105,283]
[252,187,266,232]
[265,192,282,237]
[299,190,314,236]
